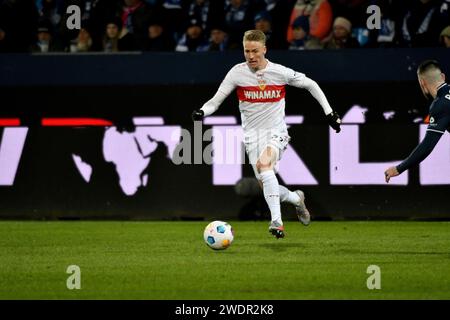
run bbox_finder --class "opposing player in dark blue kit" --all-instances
[385,60,450,182]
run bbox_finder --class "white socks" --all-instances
[259,172,302,225]
[279,185,300,205]
[260,170,282,224]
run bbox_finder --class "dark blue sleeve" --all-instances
[396,130,443,174]
[396,99,450,174]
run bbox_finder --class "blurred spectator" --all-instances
[376,18,396,46]
[329,0,368,29]
[331,0,369,47]
[367,0,404,48]
[253,10,285,49]
[91,0,130,51]
[71,24,94,52]
[324,16,359,49]
[224,0,254,49]
[289,14,309,50]
[35,0,65,29]
[120,0,157,50]
[0,27,7,52]
[254,11,271,33]
[31,19,58,52]
[352,26,370,47]
[288,14,323,50]
[187,0,225,33]
[161,0,188,40]
[0,0,39,52]
[0,0,449,53]
[198,25,229,51]
[287,0,333,44]
[175,19,207,51]
[144,21,175,51]
[103,22,120,52]
[255,0,290,49]
[440,25,450,48]
[102,16,135,52]
[399,0,447,47]
[253,11,274,45]
[55,0,118,52]
[188,0,210,31]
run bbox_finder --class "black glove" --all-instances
[327,111,341,133]
[191,109,204,122]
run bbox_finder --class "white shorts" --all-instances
[244,131,290,180]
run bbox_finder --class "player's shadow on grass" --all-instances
[258,242,304,252]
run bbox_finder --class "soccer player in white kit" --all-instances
[192,30,341,239]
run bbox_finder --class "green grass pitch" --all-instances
[0,221,449,299]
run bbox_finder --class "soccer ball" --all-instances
[203,221,234,250]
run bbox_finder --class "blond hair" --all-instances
[243,30,266,45]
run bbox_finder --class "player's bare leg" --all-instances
[256,146,285,239]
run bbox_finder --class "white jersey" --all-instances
[200,59,333,143]
[217,60,305,138]
[200,59,333,176]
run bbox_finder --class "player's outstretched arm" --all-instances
[295,76,341,132]
[192,83,233,122]
[384,130,443,183]
[191,90,226,122]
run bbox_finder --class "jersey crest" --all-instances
[257,73,266,90]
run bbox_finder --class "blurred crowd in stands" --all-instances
[0,0,449,53]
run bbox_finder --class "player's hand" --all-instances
[327,111,341,133]
[384,166,399,183]
[191,109,204,122]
